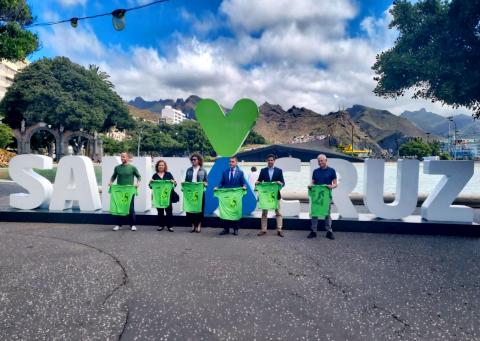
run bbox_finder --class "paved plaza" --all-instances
[1,181,480,340]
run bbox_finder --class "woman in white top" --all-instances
[184,153,208,233]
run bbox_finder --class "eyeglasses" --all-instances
[191,158,198,161]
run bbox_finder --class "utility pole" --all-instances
[449,117,457,160]
[351,124,354,154]
[137,126,144,157]
[447,116,453,158]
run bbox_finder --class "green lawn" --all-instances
[0,166,102,184]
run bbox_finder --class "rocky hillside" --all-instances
[255,103,381,152]
[346,105,429,151]
[401,108,480,138]
[126,104,160,123]
[128,95,201,119]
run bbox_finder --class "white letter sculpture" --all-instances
[421,160,474,222]
[364,159,419,219]
[132,157,153,213]
[276,157,301,217]
[9,154,53,209]
[49,156,101,211]
[101,156,121,211]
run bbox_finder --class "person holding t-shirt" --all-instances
[256,154,285,237]
[109,152,141,231]
[184,153,208,233]
[308,154,337,240]
[150,159,176,232]
[214,156,246,236]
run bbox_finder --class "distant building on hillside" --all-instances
[291,134,327,144]
[132,115,159,125]
[106,128,127,141]
[161,106,186,124]
[0,59,29,99]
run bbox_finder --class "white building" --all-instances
[161,106,186,124]
[106,128,127,141]
[0,59,29,100]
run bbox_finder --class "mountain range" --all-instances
[128,95,201,119]
[400,108,480,138]
[128,95,478,152]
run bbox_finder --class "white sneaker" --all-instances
[131,226,137,231]
[113,225,120,231]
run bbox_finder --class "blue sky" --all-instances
[25,0,467,116]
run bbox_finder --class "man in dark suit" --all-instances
[215,156,246,235]
[256,154,285,237]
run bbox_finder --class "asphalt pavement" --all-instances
[1,222,479,340]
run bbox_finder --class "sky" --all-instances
[26,0,470,116]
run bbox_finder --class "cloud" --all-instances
[179,8,223,36]
[220,0,357,34]
[37,23,106,59]
[55,0,87,7]
[36,0,472,117]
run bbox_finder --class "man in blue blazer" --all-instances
[256,154,285,237]
[216,156,246,236]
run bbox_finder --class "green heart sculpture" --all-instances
[195,98,259,156]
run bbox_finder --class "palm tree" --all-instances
[88,64,114,89]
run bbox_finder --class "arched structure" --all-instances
[62,130,103,162]
[13,122,103,161]
[14,122,62,157]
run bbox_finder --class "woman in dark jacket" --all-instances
[150,159,176,232]
[184,153,208,233]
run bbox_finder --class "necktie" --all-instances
[230,169,234,183]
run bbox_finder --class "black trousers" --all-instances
[117,199,136,227]
[221,219,240,231]
[157,205,173,228]
[186,194,205,227]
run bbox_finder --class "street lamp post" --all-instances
[449,117,457,159]
[349,120,361,154]
[137,126,144,157]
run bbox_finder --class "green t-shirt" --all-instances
[308,185,332,218]
[150,180,175,208]
[255,182,282,210]
[109,184,137,216]
[181,182,205,213]
[111,164,141,186]
[214,187,246,221]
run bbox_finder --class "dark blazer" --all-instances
[185,167,208,182]
[257,167,285,199]
[219,167,246,188]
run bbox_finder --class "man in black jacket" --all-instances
[256,154,285,237]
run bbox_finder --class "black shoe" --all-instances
[307,231,317,239]
[167,227,174,232]
[219,229,229,235]
[157,226,165,231]
[326,231,335,240]
[233,229,239,236]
